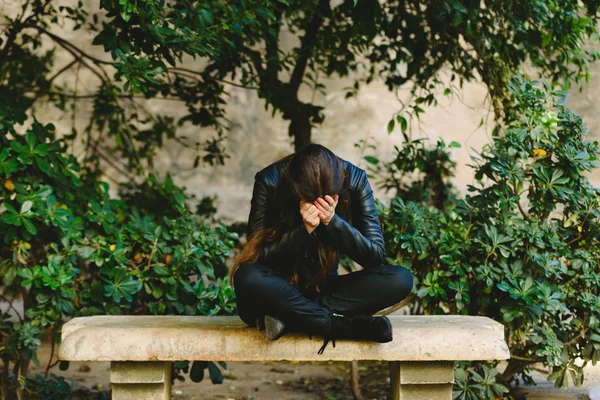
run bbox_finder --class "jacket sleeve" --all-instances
[247,172,317,268]
[318,169,385,268]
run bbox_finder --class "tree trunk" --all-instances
[500,359,529,383]
[290,114,312,152]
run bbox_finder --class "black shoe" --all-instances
[264,315,286,340]
[317,314,393,354]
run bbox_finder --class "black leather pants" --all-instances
[233,263,414,335]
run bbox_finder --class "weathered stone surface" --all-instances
[389,361,455,400]
[111,361,172,400]
[112,383,169,400]
[58,315,509,362]
[111,361,169,384]
[395,383,454,400]
[398,361,454,384]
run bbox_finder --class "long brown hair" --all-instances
[229,144,350,292]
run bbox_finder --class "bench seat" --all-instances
[58,315,510,400]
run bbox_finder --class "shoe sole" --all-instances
[264,315,286,340]
[378,316,393,343]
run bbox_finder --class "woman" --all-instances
[229,143,413,354]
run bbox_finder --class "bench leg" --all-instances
[111,361,172,400]
[389,361,454,400]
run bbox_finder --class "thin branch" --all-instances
[564,327,588,346]
[566,204,593,246]
[512,182,529,220]
[31,58,79,103]
[169,68,257,89]
[0,0,32,65]
[44,327,56,376]
[509,354,542,363]
[30,25,113,65]
[47,58,78,84]
[215,78,257,90]
[375,293,416,316]
[0,294,23,323]
[91,143,136,180]
[28,25,112,83]
[26,90,186,102]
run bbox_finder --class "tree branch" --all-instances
[265,9,283,85]
[288,0,330,96]
[26,90,187,102]
[0,0,32,65]
[27,25,113,83]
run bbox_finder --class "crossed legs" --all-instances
[233,263,414,335]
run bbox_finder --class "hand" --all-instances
[299,200,322,233]
[313,194,339,226]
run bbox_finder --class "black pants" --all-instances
[233,263,414,335]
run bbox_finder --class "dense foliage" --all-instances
[1,0,598,175]
[0,120,238,399]
[371,78,600,398]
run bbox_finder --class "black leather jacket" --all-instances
[246,156,385,275]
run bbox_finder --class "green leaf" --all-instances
[387,119,395,134]
[25,132,37,149]
[9,141,28,153]
[21,200,33,214]
[23,218,37,235]
[208,362,223,384]
[17,268,33,280]
[396,116,408,133]
[190,361,206,382]
[2,212,21,226]
[153,266,171,276]
[77,246,96,259]
[121,9,131,22]
[364,156,379,165]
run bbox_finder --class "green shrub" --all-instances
[0,121,238,398]
[372,77,600,398]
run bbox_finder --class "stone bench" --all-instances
[58,315,510,400]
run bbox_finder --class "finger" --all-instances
[316,197,331,211]
[308,205,320,216]
[308,207,321,219]
[313,201,327,214]
[307,211,320,224]
[324,195,336,207]
[333,193,339,204]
